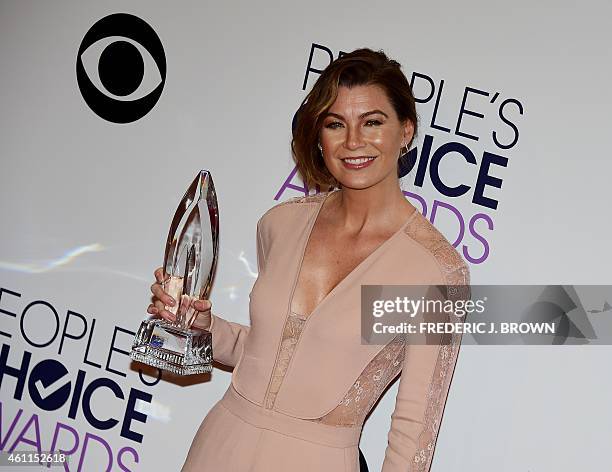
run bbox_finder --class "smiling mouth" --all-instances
[341,156,377,164]
[340,155,378,170]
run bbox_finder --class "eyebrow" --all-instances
[323,109,389,120]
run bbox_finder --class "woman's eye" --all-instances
[365,119,383,126]
[325,121,343,129]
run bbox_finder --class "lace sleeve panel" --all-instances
[381,265,471,472]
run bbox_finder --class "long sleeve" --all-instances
[209,217,267,368]
[382,265,470,472]
[209,314,250,367]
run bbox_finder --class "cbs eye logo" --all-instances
[76,13,166,124]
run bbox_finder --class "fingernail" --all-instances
[168,298,175,306]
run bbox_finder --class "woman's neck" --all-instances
[329,181,415,232]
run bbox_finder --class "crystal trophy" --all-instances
[130,170,218,375]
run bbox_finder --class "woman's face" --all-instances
[319,84,414,190]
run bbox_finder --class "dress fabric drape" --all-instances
[182,191,470,472]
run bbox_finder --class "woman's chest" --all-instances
[290,227,393,318]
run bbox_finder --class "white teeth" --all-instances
[344,157,375,164]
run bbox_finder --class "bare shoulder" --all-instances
[402,211,471,286]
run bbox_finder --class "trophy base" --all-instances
[130,318,213,376]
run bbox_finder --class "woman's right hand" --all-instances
[147,267,213,330]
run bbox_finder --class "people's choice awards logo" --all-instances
[76,13,166,123]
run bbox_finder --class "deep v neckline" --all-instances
[288,190,420,320]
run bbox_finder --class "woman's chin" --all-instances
[333,171,396,191]
[334,177,381,191]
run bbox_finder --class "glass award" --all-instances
[130,170,218,375]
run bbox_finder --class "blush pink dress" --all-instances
[181,190,470,472]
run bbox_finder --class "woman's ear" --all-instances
[403,119,415,146]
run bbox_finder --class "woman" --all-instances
[148,48,470,471]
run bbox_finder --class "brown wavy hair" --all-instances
[291,48,418,189]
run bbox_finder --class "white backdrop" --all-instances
[1,1,611,470]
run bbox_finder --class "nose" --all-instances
[344,124,366,150]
